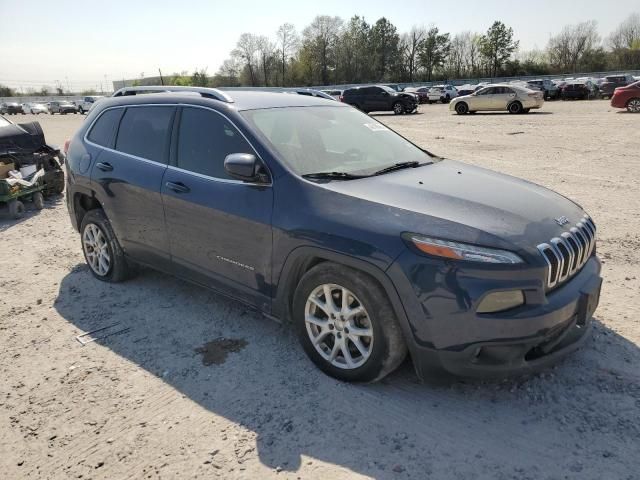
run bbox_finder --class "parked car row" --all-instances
[0,95,104,116]
[340,85,419,114]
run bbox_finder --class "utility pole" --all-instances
[158,68,164,85]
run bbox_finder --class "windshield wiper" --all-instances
[373,161,431,176]
[302,171,368,181]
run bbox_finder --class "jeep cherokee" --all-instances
[65,86,601,382]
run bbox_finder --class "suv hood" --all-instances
[321,159,585,251]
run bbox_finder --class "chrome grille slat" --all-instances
[537,216,596,290]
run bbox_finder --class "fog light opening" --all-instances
[477,290,525,314]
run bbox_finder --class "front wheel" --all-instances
[33,192,44,210]
[392,102,404,115]
[80,209,132,282]
[626,98,640,113]
[8,199,25,219]
[455,102,469,115]
[293,263,407,383]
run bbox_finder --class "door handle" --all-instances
[96,162,113,172]
[165,181,190,194]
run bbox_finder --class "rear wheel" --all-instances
[80,209,132,282]
[626,98,640,113]
[455,102,469,115]
[293,263,407,382]
[392,102,404,115]
[33,192,44,210]
[508,101,523,114]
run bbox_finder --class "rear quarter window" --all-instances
[115,106,175,163]
[87,108,124,148]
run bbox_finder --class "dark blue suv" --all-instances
[65,86,602,382]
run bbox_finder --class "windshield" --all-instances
[380,85,396,93]
[241,106,433,177]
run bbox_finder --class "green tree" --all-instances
[191,68,209,86]
[418,27,450,81]
[479,21,519,77]
[276,23,299,86]
[336,16,372,83]
[0,84,14,97]
[370,18,400,81]
[302,15,343,85]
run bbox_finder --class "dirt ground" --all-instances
[1,101,638,480]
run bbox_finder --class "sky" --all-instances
[0,0,638,92]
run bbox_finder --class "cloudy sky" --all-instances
[0,0,638,91]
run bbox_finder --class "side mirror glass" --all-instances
[224,153,267,183]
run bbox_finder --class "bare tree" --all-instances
[547,21,600,72]
[608,13,640,49]
[232,33,260,86]
[401,26,426,82]
[256,36,275,86]
[276,23,299,86]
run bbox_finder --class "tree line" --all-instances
[212,13,639,87]
[1,13,639,97]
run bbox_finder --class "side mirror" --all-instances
[224,153,267,183]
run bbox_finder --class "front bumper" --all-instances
[610,96,627,108]
[387,251,602,379]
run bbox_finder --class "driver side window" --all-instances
[177,107,255,180]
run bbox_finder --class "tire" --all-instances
[455,102,469,115]
[80,209,132,282]
[508,101,523,114]
[8,200,25,219]
[442,95,450,104]
[627,98,640,113]
[293,263,407,383]
[79,107,85,114]
[33,192,44,210]
[392,102,404,115]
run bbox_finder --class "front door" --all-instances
[161,106,273,310]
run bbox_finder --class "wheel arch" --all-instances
[72,190,102,230]
[273,246,419,358]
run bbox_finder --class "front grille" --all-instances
[537,216,596,289]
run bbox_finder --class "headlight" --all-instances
[403,234,524,264]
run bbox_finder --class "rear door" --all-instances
[161,106,273,310]
[88,105,175,268]
[491,86,517,109]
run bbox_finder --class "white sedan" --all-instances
[22,102,49,114]
[449,84,544,114]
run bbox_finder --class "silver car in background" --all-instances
[450,84,544,115]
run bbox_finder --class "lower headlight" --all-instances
[477,290,525,313]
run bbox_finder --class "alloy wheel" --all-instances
[628,99,640,113]
[83,223,111,276]
[304,284,374,369]
[393,103,404,114]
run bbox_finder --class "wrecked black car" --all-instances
[0,114,64,210]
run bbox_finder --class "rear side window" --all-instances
[115,106,174,163]
[87,108,123,148]
[176,107,254,180]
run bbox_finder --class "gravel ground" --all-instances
[1,101,638,480]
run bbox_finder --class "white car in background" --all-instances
[22,102,49,114]
[427,85,458,103]
[78,95,104,114]
[450,84,544,114]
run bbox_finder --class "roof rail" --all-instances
[112,86,233,103]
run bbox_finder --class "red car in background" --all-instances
[610,81,640,113]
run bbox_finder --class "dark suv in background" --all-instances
[65,86,601,383]
[599,74,636,99]
[341,85,418,114]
